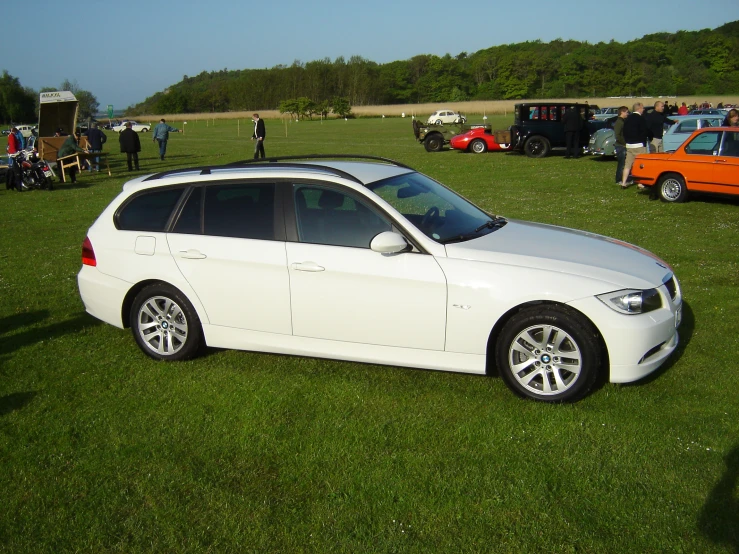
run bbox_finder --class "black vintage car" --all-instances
[509,103,610,158]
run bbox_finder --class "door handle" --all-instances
[291,261,325,272]
[179,249,207,259]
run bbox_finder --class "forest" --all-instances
[125,20,739,116]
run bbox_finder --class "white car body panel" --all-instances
[112,121,151,133]
[286,242,447,350]
[167,233,292,335]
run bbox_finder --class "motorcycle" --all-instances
[6,150,55,191]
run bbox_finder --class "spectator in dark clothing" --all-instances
[621,102,648,189]
[119,122,141,171]
[613,106,630,185]
[644,101,676,152]
[562,106,582,159]
[723,109,739,127]
[85,123,107,172]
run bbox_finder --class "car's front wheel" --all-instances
[496,306,601,402]
[130,284,203,361]
[435,119,442,125]
[424,133,444,152]
[658,173,688,203]
[470,139,487,154]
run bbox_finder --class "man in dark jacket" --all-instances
[85,123,107,171]
[562,106,582,158]
[251,113,266,159]
[119,122,141,171]
[644,101,676,153]
[621,102,648,188]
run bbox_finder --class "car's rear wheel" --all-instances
[524,136,551,158]
[496,306,601,402]
[470,139,487,154]
[424,133,444,152]
[131,284,203,361]
[658,173,688,203]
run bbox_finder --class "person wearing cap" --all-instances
[119,122,141,171]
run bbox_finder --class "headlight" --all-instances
[596,288,662,315]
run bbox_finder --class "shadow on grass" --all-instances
[0,312,101,363]
[0,391,37,416]
[698,443,739,553]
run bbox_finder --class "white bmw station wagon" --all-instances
[78,155,682,402]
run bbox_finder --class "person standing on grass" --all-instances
[85,122,106,172]
[152,119,181,161]
[251,113,266,159]
[57,133,87,184]
[644,101,676,153]
[621,102,648,189]
[562,106,582,159]
[613,106,630,185]
[119,122,141,171]
[7,127,23,191]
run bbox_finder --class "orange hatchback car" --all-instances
[631,127,739,202]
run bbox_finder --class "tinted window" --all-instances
[117,187,185,232]
[172,187,202,234]
[294,185,391,248]
[203,183,275,240]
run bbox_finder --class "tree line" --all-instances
[126,20,739,116]
[0,74,99,124]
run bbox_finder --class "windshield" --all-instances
[367,172,502,243]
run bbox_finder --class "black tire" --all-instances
[495,306,601,402]
[434,119,442,125]
[130,284,204,361]
[424,134,444,152]
[470,139,487,154]
[524,136,551,158]
[658,173,688,203]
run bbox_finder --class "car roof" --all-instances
[122,156,415,192]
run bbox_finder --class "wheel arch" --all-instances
[121,279,206,330]
[485,300,609,378]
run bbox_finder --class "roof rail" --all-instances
[141,154,413,184]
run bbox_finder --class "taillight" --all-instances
[82,236,97,267]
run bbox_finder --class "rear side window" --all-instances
[117,187,186,231]
[203,183,275,240]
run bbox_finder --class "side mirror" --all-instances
[370,231,408,254]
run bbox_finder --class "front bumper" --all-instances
[567,282,682,384]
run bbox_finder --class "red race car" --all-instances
[449,127,512,154]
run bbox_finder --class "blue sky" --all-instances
[6,0,739,109]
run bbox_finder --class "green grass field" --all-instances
[1,117,738,553]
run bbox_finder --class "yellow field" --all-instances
[134,95,739,123]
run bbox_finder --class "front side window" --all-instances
[368,172,495,243]
[685,131,722,155]
[117,187,186,231]
[294,185,391,248]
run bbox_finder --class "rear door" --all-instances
[167,181,293,334]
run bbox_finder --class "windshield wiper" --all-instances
[473,217,507,233]
[439,217,507,244]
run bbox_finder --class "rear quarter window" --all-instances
[116,187,186,231]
